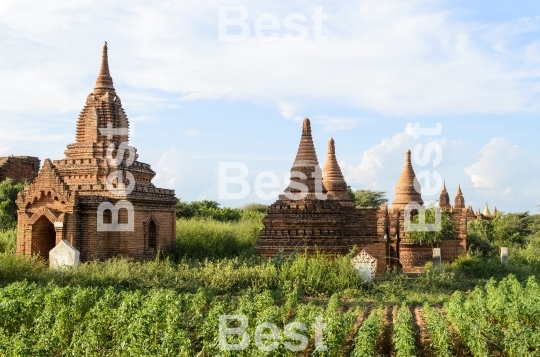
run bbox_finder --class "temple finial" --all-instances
[302,118,311,135]
[95,42,114,90]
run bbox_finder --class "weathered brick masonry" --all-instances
[0,156,40,184]
[256,119,473,274]
[16,44,177,261]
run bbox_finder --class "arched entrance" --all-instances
[31,216,56,260]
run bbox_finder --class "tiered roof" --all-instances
[282,118,326,199]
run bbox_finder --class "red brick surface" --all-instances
[15,45,177,262]
[0,156,40,184]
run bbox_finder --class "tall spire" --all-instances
[454,184,465,209]
[291,118,319,168]
[283,118,326,198]
[323,137,351,201]
[392,149,423,208]
[94,42,114,90]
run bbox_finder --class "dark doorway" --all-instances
[148,221,157,249]
[31,216,56,260]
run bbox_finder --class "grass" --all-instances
[1,217,540,304]
[175,216,262,259]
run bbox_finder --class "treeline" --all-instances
[175,200,267,222]
[468,211,540,254]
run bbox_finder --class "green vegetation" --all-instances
[347,188,388,208]
[175,199,267,222]
[405,208,456,246]
[175,216,262,259]
[443,275,540,356]
[468,211,540,254]
[1,193,540,355]
[393,304,416,357]
[0,228,16,254]
[351,307,384,357]
[0,179,25,231]
[422,303,453,357]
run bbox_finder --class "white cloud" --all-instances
[315,116,360,132]
[1,1,540,116]
[341,124,470,201]
[341,125,418,188]
[153,147,216,200]
[464,138,540,195]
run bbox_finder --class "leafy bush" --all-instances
[0,179,25,231]
[467,212,538,254]
[348,188,388,208]
[406,208,456,246]
[0,229,16,254]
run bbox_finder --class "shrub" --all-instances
[0,229,16,254]
[0,179,25,231]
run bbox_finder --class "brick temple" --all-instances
[256,118,473,273]
[15,44,177,261]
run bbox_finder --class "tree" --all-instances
[467,211,535,255]
[467,219,495,255]
[175,199,221,219]
[175,199,243,222]
[0,178,25,231]
[405,208,456,246]
[242,203,268,214]
[351,189,388,208]
[347,186,355,201]
[492,212,531,246]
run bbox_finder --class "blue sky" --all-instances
[1,0,539,213]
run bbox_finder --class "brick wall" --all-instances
[0,156,40,184]
[399,243,433,273]
[440,239,466,262]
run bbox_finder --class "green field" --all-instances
[0,212,540,356]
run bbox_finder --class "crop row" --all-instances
[0,275,537,356]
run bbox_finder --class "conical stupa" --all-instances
[454,184,465,209]
[323,138,352,203]
[392,150,423,208]
[483,203,492,217]
[282,118,326,200]
[439,181,451,210]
